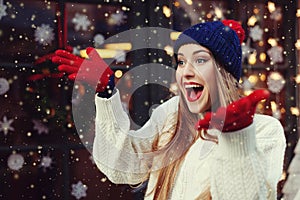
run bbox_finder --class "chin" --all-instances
[185,98,209,114]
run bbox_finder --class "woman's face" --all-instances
[176,44,218,114]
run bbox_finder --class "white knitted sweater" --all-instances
[93,90,286,200]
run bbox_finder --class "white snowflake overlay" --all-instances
[0,77,9,95]
[34,24,55,46]
[267,45,283,64]
[0,0,7,20]
[72,13,91,31]
[267,72,285,94]
[32,119,49,134]
[249,25,263,42]
[39,154,53,172]
[71,181,88,200]
[7,153,24,171]
[0,116,14,135]
[108,11,127,26]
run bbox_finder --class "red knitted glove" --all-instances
[52,47,114,93]
[195,89,270,133]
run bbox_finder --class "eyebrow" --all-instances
[177,50,211,56]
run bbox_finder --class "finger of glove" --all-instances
[55,50,82,61]
[195,112,211,130]
[58,65,79,74]
[85,47,113,75]
[68,73,77,80]
[248,89,270,108]
[52,56,82,67]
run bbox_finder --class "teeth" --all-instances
[185,84,202,89]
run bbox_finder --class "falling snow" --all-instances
[7,153,24,171]
[34,24,55,46]
[71,181,88,200]
[0,116,14,135]
[72,13,91,31]
[32,119,49,134]
[0,77,9,95]
[249,25,263,42]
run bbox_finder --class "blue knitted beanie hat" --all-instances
[174,20,245,80]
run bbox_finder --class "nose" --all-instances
[183,61,195,77]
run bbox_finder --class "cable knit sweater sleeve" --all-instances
[93,90,178,185]
[210,114,286,200]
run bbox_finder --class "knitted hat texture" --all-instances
[174,20,245,80]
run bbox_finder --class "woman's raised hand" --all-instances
[52,47,114,93]
[195,89,270,133]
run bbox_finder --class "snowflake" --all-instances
[0,116,14,135]
[72,13,91,31]
[0,1,7,20]
[89,155,95,164]
[34,24,55,46]
[249,25,263,42]
[270,7,282,21]
[267,72,285,94]
[93,34,105,48]
[0,77,9,95]
[115,50,126,63]
[7,153,24,171]
[71,181,88,200]
[241,39,255,63]
[39,154,53,172]
[108,11,127,26]
[267,45,283,64]
[32,119,49,134]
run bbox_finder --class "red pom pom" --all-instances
[222,19,245,44]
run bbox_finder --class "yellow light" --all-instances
[268,2,276,13]
[104,43,132,50]
[80,49,119,58]
[253,8,260,14]
[268,38,277,47]
[295,74,300,84]
[248,74,258,84]
[164,45,174,56]
[248,52,257,65]
[269,71,283,80]
[163,6,171,18]
[290,107,300,116]
[115,70,123,78]
[295,39,300,50]
[259,73,266,81]
[258,41,264,46]
[214,7,223,19]
[184,0,193,5]
[170,32,181,40]
[297,9,300,17]
[259,53,266,62]
[247,16,257,26]
[174,1,180,7]
[270,101,277,112]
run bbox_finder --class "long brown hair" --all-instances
[148,64,241,199]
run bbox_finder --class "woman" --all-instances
[52,20,286,199]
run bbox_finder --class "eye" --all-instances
[177,60,185,67]
[196,58,207,64]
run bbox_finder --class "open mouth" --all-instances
[184,83,204,102]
